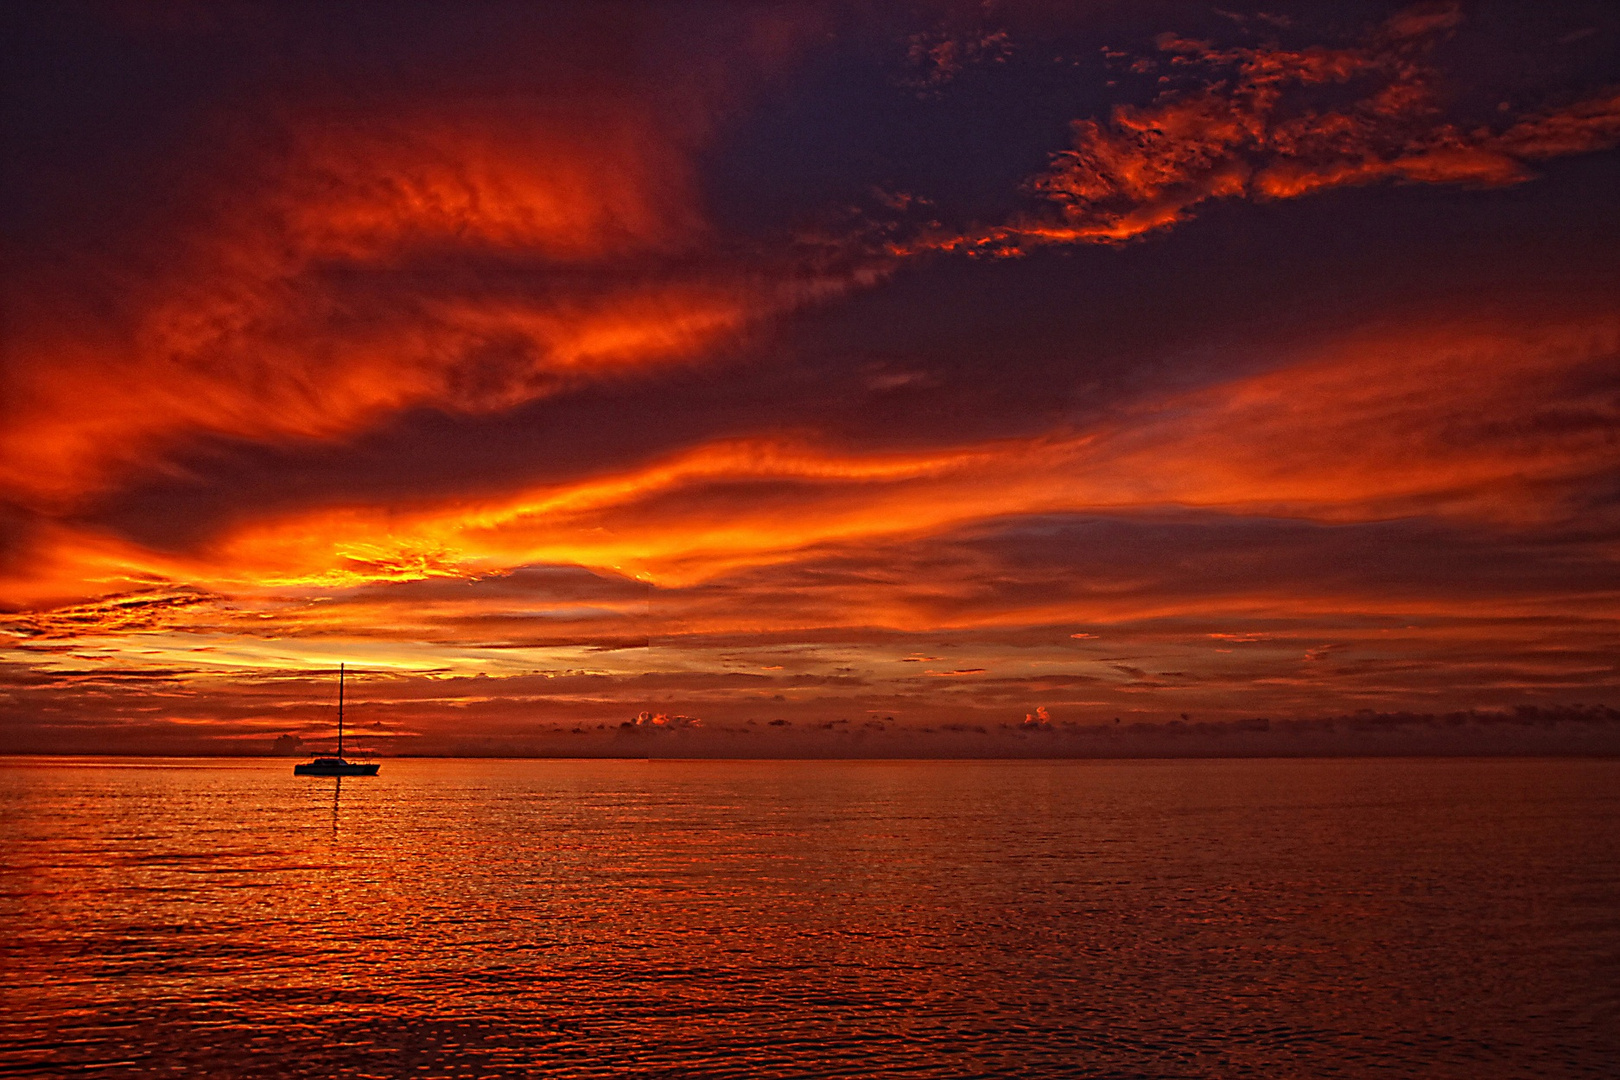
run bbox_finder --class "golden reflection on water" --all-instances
[1,757,1618,1077]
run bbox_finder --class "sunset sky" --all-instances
[3,1,1619,755]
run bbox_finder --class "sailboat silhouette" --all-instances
[294,664,380,777]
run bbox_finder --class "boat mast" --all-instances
[337,663,345,758]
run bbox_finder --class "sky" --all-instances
[3,0,1619,756]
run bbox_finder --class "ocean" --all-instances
[2,757,1616,1077]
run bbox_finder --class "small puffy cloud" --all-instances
[622,710,704,730]
[1021,705,1053,730]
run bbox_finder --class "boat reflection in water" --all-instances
[294,664,380,778]
[329,777,344,837]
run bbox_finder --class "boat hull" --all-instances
[293,759,379,777]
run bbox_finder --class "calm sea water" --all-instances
[1,757,1617,1078]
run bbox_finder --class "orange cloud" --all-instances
[895,4,1618,255]
[6,3,1619,738]
[1496,88,1620,159]
[14,309,1611,626]
[0,19,838,512]
[10,2,1611,520]
[273,106,703,262]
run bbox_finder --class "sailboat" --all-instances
[294,664,380,777]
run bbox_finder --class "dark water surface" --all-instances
[2,757,1617,1078]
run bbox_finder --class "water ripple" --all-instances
[2,757,1618,1077]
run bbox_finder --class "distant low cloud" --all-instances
[621,710,704,731]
